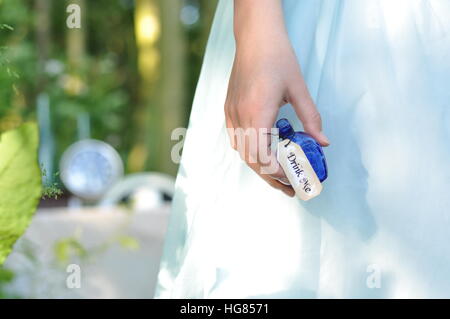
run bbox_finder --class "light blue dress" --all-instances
[156,0,450,298]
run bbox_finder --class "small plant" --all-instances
[53,231,140,266]
[40,167,63,199]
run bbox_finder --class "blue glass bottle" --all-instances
[276,118,328,182]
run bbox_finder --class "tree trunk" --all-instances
[35,0,51,92]
[151,0,186,175]
[131,0,186,175]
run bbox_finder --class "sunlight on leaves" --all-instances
[0,123,41,265]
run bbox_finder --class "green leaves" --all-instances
[118,235,140,251]
[0,123,41,265]
[54,237,87,264]
[0,24,13,31]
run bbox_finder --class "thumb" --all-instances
[288,78,330,146]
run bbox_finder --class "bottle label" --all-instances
[277,139,323,201]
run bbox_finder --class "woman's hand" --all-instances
[225,0,330,197]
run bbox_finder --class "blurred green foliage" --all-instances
[0,266,18,298]
[54,237,88,263]
[53,230,140,265]
[0,0,217,174]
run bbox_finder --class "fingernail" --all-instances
[320,132,330,146]
[269,174,290,185]
[282,189,295,197]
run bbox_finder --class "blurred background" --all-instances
[0,0,218,298]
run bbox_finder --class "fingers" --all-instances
[288,75,330,147]
[264,174,295,197]
[225,98,293,196]
[264,151,289,184]
[248,162,295,197]
[225,108,237,150]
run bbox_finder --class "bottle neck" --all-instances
[276,118,295,140]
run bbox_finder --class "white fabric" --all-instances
[156,0,450,298]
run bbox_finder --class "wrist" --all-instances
[233,0,289,49]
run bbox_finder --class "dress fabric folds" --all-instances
[155,0,450,298]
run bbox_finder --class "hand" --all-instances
[225,0,330,197]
